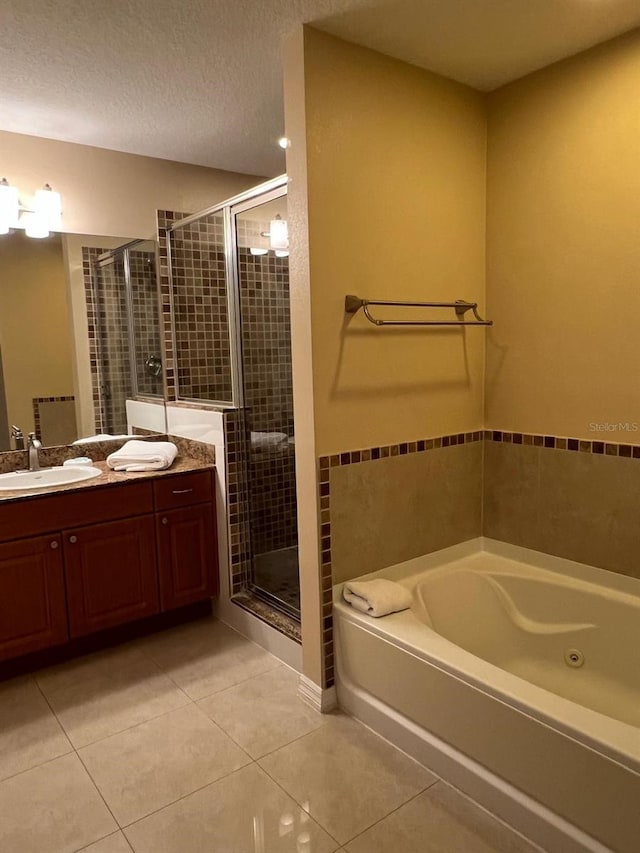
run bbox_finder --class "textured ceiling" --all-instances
[1,0,639,176]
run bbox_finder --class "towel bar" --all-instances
[345,295,493,327]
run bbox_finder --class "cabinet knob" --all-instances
[50,540,59,550]
[161,517,168,525]
[69,535,78,544]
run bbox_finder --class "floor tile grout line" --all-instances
[35,648,192,706]
[193,660,289,706]
[70,828,134,853]
[36,673,195,751]
[75,745,133,833]
[246,713,329,762]
[255,756,343,848]
[0,744,76,786]
[119,758,259,832]
[70,694,196,752]
[179,657,284,703]
[33,677,123,841]
[337,781,440,848]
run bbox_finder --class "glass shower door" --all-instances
[233,192,299,617]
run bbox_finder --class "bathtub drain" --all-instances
[564,648,585,668]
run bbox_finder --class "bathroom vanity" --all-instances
[0,463,218,664]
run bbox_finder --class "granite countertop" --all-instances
[0,456,214,504]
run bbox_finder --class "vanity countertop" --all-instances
[0,456,214,504]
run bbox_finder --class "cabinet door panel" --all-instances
[157,503,218,611]
[0,535,68,661]
[64,516,159,637]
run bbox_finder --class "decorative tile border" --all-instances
[316,426,640,688]
[317,429,483,689]
[157,210,190,403]
[32,396,75,441]
[224,410,252,596]
[483,429,640,457]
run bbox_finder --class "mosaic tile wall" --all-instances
[129,249,163,399]
[237,242,297,560]
[223,409,252,595]
[83,246,115,433]
[165,212,233,403]
[83,246,159,434]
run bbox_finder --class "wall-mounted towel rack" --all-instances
[345,295,493,327]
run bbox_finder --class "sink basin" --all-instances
[0,466,103,491]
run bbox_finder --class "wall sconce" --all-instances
[269,215,288,250]
[0,179,62,238]
[253,214,289,258]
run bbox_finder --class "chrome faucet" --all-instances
[27,433,42,471]
[11,425,24,451]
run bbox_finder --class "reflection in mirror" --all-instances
[169,211,232,404]
[0,231,164,449]
[91,239,162,434]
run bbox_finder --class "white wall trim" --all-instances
[298,674,337,713]
[337,675,609,853]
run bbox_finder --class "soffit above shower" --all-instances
[1,0,639,177]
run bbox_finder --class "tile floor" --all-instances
[0,616,540,852]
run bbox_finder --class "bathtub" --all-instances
[333,539,640,853]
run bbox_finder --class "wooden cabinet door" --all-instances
[64,516,159,637]
[0,534,68,662]
[156,503,218,611]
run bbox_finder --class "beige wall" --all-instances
[0,130,262,239]
[301,28,487,457]
[485,29,640,442]
[0,232,74,438]
[285,27,488,686]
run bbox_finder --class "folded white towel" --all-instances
[74,433,136,445]
[342,578,412,618]
[106,440,178,472]
[250,431,289,450]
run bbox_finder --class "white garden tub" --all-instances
[333,539,640,853]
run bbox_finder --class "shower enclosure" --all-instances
[91,239,162,433]
[167,177,299,619]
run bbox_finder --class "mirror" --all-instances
[0,230,165,449]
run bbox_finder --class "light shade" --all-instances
[0,180,19,234]
[269,216,288,250]
[23,212,49,239]
[33,185,62,232]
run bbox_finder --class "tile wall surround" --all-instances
[236,240,297,563]
[82,246,160,435]
[318,431,484,688]
[129,249,164,399]
[32,396,75,442]
[158,210,232,404]
[318,428,640,688]
[223,410,252,597]
[484,430,640,581]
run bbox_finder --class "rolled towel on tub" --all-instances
[342,578,412,618]
[106,440,178,472]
